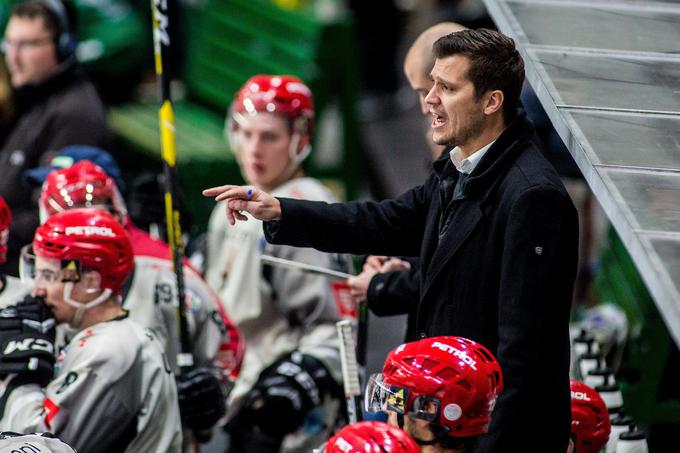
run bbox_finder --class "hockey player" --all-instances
[349,22,467,342]
[0,195,31,307]
[0,208,182,452]
[317,421,420,453]
[36,158,244,434]
[365,336,503,452]
[569,380,610,453]
[204,74,351,452]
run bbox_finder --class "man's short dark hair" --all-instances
[11,1,74,39]
[433,28,525,123]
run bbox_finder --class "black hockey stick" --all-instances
[151,0,193,368]
[356,300,368,368]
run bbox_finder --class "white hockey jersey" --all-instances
[0,275,30,309]
[123,255,227,371]
[206,178,351,414]
[0,314,182,452]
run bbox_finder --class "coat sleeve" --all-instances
[366,264,420,317]
[263,178,435,257]
[477,186,576,452]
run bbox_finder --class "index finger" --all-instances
[213,185,254,202]
[202,184,237,197]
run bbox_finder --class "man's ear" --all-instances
[483,90,504,116]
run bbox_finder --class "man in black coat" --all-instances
[349,23,467,344]
[204,29,578,452]
[0,1,110,275]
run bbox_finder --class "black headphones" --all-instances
[38,0,76,62]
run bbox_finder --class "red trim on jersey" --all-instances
[125,217,196,270]
[44,397,60,429]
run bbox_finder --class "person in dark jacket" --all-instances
[0,0,110,275]
[349,22,465,342]
[204,28,578,452]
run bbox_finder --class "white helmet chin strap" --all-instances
[282,131,311,182]
[62,282,113,328]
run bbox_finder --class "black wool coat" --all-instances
[265,113,578,452]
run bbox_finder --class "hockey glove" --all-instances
[241,353,340,438]
[0,295,56,387]
[176,367,227,430]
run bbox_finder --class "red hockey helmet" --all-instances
[39,160,127,223]
[0,196,11,264]
[570,380,611,453]
[228,75,315,163]
[232,74,314,134]
[322,421,419,453]
[366,336,503,439]
[32,208,134,294]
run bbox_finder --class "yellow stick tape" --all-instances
[154,51,162,76]
[164,192,176,254]
[159,101,176,167]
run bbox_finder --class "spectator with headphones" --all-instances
[0,0,110,276]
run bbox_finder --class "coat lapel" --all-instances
[421,200,482,299]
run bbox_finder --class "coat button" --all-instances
[419,333,427,339]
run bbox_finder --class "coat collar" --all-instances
[432,111,534,199]
[420,112,535,302]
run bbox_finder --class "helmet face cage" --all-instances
[372,336,504,439]
[39,161,127,224]
[570,380,611,453]
[365,374,440,424]
[20,245,86,287]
